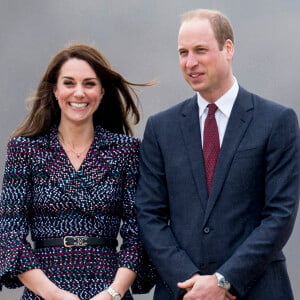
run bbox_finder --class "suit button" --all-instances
[203,227,210,234]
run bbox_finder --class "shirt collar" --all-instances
[197,77,239,117]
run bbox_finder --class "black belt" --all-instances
[34,236,118,248]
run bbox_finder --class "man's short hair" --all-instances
[181,9,234,50]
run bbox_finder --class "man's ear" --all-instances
[224,39,234,59]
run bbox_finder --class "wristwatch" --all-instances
[106,287,122,300]
[215,272,231,291]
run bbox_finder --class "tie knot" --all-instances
[207,103,218,115]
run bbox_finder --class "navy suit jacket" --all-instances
[135,87,300,299]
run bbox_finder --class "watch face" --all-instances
[220,278,226,287]
[216,273,230,290]
[114,296,121,300]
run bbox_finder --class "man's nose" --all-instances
[186,54,198,68]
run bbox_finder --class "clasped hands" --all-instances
[177,273,236,300]
[48,288,114,300]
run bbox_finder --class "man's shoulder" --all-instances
[149,95,197,121]
[238,86,293,114]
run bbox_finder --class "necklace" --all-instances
[58,131,93,159]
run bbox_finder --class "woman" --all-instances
[0,44,155,300]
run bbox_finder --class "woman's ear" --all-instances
[53,89,57,100]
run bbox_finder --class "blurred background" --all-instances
[0,1,299,299]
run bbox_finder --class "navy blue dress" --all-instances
[0,125,155,299]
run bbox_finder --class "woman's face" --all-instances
[54,58,104,126]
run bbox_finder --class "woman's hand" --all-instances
[46,288,81,300]
[90,266,137,299]
[18,269,80,300]
[89,290,112,300]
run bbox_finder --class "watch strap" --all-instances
[106,287,121,299]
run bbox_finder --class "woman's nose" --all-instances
[74,85,84,98]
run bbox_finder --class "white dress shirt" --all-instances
[197,78,239,147]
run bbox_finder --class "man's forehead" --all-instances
[178,19,215,46]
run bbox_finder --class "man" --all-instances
[135,9,300,300]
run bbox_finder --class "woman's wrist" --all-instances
[106,286,123,299]
[40,285,61,300]
[109,284,125,298]
[108,267,137,298]
[18,269,60,300]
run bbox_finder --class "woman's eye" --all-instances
[85,81,96,87]
[63,81,74,86]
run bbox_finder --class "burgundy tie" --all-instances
[203,103,220,194]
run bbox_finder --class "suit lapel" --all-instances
[180,95,208,209]
[203,87,254,224]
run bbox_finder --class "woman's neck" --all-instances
[57,122,94,148]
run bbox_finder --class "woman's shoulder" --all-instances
[8,132,50,150]
[96,126,140,148]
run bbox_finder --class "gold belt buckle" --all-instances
[63,236,88,247]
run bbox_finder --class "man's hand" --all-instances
[177,274,236,300]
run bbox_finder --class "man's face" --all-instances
[178,18,234,102]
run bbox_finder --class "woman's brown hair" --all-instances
[12,43,151,137]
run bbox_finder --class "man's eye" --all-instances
[179,50,187,56]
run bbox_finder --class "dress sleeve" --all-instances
[0,138,40,290]
[117,140,156,294]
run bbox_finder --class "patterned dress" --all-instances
[0,125,153,299]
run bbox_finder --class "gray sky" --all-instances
[1,1,300,299]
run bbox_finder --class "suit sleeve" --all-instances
[217,107,300,297]
[117,139,156,293]
[135,117,200,295]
